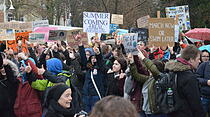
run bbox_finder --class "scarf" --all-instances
[176,57,193,69]
[49,99,75,117]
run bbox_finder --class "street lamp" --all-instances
[3,0,15,22]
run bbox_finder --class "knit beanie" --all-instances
[49,84,70,101]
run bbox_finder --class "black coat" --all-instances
[0,63,19,117]
[165,61,205,117]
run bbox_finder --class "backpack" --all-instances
[142,72,183,114]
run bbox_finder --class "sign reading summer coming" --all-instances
[165,5,190,31]
[122,33,138,55]
[148,18,175,47]
[67,29,88,48]
[111,14,123,24]
[83,12,110,33]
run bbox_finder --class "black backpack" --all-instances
[149,72,183,114]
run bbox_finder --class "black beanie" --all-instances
[49,84,70,101]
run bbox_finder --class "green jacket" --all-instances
[31,71,72,91]
[130,58,161,113]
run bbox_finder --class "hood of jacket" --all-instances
[165,60,192,72]
[47,58,63,75]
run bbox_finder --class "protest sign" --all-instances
[129,28,148,44]
[122,33,138,55]
[32,20,49,30]
[7,31,31,53]
[110,24,119,34]
[148,18,175,47]
[165,5,190,31]
[0,11,4,22]
[0,29,15,40]
[29,33,45,43]
[0,22,32,30]
[83,12,110,33]
[48,30,67,41]
[116,29,128,41]
[137,15,150,28]
[67,29,88,48]
[111,14,123,24]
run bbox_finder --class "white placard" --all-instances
[83,12,110,33]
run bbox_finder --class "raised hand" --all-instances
[38,65,45,75]
[127,53,134,64]
[137,48,145,60]
[119,70,126,79]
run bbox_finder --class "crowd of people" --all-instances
[0,34,210,117]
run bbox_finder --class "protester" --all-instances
[106,57,127,96]
[45,84,80,117]
[200,50,210,63]
[89,96,138,117]
[165,45,205,117]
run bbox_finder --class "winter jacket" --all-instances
[82,53,108,97]
[196,61,210,98]
[165,60,205,117]
[130,58,160,112]
[14,77,42,117]
[0,60,19,117]
[106,72,125,96]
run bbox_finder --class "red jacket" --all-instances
[14,77,42,117]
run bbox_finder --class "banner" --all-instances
[0,22,32,30]
[83,12,110,33]
[122,33,138,55]
[148,18,175,47]
[165,5,190,31]
[67,29,88,48]
[7,32,31,53]
[48,30,67,41]
[29,33,45,43]
[111,14,123,24]
[137,15,150,28]
[129,28,148,44]
[0,29,15,40]
[32,20,49,30]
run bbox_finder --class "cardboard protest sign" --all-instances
[137,15,150,28]
[165,5,190,31]
[67,29,88,48]
[7,31,31,53]
[0,11,4,23]
[129,28,148,44]
[111,14,123,24]
[83,12,110,33]
[29,33,45,43]
[122,33,138,55]
[148,18,175,47]
[0,22,32,30]
[0,29,15,40]
[32,20,49,30]
[48,30,67,41]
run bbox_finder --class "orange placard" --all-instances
[7,31,32,53]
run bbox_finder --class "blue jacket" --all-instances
[197,61,210,97]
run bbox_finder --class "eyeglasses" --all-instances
[202,56,209,58]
